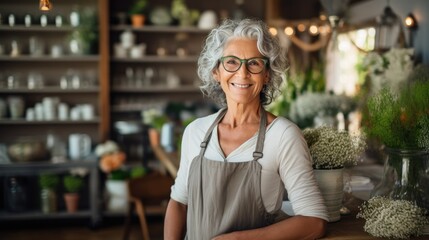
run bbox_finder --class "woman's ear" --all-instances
[212,69,220,82]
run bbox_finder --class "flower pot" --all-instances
[370,148,429,211]
[148,128,160,147]
[314,168,344,222]
[105,179,128,212]
[64,193,80,213]
[130,14,145,27]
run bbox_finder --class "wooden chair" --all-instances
[122,171,174,240]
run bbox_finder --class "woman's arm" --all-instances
[164,199,187,240]
[212,216,326,240]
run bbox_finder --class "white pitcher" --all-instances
[68,134,91,161]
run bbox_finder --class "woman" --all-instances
[164,19,328,240]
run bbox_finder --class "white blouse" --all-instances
[170,110,328,221]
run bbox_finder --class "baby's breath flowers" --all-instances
[357,196,429,239]
[303,126,367,169]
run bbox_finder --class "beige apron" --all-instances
[185,108,281,240]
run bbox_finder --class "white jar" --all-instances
[120,31,135,49]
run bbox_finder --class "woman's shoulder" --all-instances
[185,109,223,132]
[269,116,301,133]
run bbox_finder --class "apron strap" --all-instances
[253,106,267,161]
[198,106,267,161]
[198,108,228,156]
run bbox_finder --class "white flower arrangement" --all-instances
[303,126,366,169]
[289,92,356,128]
[95,140,120,157]
[357,196,429,239]
[362,48,414,94]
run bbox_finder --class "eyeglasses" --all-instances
[219,56,268,74]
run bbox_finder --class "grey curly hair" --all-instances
[197,18,288,107]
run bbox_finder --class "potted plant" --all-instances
[142,108,168,147]
[38,173,60,213]
[171,0,200,26]
[96,140,129,212]
[129,0,149,27]
[63,174,84,213]
[303,126,366,222]
[362,75,429,210]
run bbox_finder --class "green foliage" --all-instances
[269,63,325,118]
[363,80,429,150]
[63,175,84,193]
[39,173,60,190]
[109,169,129,180]
[130,166,147,179]
[129,0,148,15]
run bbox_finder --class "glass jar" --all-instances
[371,148,429,211]
[40,188,57,213]
[6,177,27,212]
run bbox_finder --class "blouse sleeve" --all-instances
[169,124,192,205]
[277,124,329,221]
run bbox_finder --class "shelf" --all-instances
[0,118,100,125]
[110,25,211,33]
[111,85,199,93]
[0,55,100,62]
[111,55,198,63]
[0,87,99,94]
[0,160,97,175]
[0,25,79,32]
[0,210,93,221]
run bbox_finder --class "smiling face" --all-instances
[213,38,269,108]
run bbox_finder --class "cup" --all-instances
[68,134,91,161]
[58,103,69,120]
[50,44,63,58]
[24,14,32,27]
[29,37,44,56]
[7,96,25,119]
[130,44,146,58]
[80,104,94,120]
[114,44,127,58]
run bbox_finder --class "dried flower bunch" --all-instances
[303,126,366,169]
[289,92,356,129]
[96,141,127,180]
[362,48,414,94]
[357,196,429,239]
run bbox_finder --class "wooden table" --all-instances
[322,195,429,239]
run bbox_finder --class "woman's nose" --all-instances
[235,63,251,78]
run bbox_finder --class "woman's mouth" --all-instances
[231,83,252,88]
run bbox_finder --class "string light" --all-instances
[284,26,294,36]
[269,27,278,36]
[309,24,319,35]
[39,0,52,11]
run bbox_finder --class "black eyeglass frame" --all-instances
[219,56,269,74]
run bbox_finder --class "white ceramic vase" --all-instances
[105,179,128,212]
[314,168,344,222]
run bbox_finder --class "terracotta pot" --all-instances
[130,14,145,27]
[149,128,160,147]
[64,193,79,213]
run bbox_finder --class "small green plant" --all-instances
[39,173,60,190]
[63,175,84,193]
[362,80,429,150]
[130,166,147,179]
[129,0,148,15]
[109,169,129,180]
